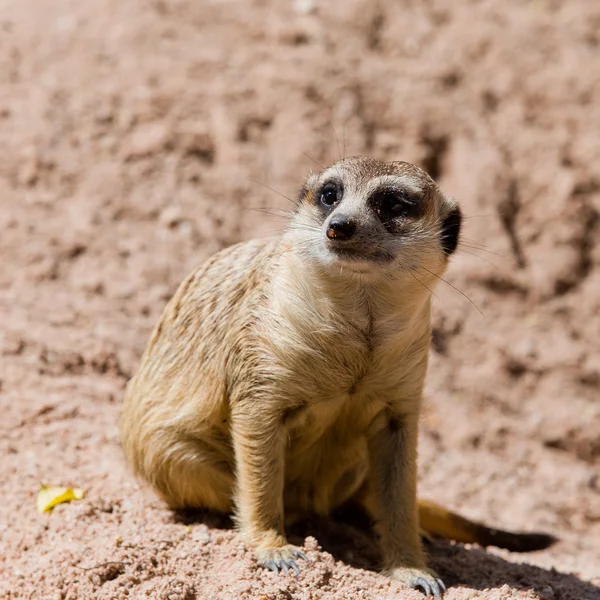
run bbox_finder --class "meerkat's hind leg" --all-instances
[147,436,235,513]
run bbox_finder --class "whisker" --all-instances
[302,152,324,170]
[249,178,297,207]
[406,234,503,270]
[459,241,513,262]
[417,266,485,319]
[455,248,501,269]
[257,206,295,214]
[269,244,317,265]
[247,207,295,219]
[331,124,342,162]
[405,267,439,301]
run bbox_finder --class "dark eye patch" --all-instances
[370,188,423,225]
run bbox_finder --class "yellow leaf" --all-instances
[36,484,85,513]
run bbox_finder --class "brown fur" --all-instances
[121,157,549,597]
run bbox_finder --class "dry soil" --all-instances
[1,1,599,599]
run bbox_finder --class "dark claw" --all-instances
[294,550,309,562]
[414,577,432,596]
[280,561,289,573]
[437,579,446,593]
[429,578,441,598]
[289,560,301,575]
[266,560,279,574]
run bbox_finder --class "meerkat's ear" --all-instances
[440,204,462,256]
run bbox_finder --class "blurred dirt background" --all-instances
[0,0,599,598]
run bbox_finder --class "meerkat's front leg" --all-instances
[367,410,446,597]
[230,403,307,574]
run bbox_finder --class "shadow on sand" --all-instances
[173,508,599,600]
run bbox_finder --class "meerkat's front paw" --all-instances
[390,566,446,597]
[257,544,308,575]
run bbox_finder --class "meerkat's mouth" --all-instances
[327,244,394,266]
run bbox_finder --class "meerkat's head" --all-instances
[288,156,462,281]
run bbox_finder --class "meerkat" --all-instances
[121,157,554,597]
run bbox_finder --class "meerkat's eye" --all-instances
[320,182,341,207]
[372,189,422,222]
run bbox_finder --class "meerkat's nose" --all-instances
[326,215,357,241]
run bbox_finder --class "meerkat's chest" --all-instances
[262,289,430,438]
[268,317,422,445]
[267,315,419,402]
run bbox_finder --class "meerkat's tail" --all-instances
[418,499,557,552]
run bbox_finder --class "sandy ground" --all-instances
[1,0,599,598]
